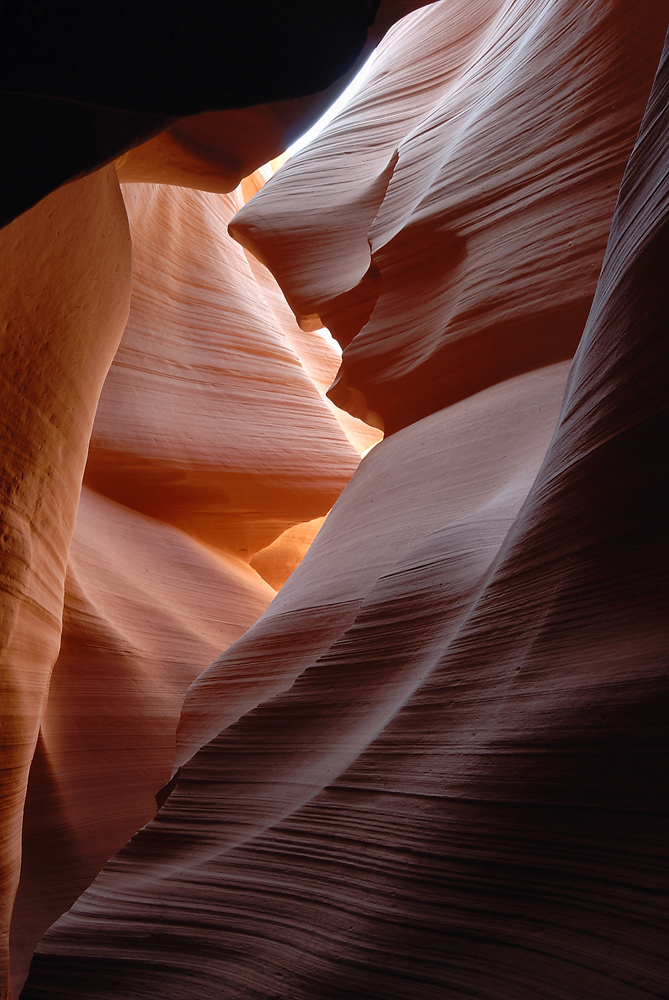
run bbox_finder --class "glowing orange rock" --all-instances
[19,10,669,998]
[8,172,372,992]
[0,167,132,998]
[8,166,377,992]
[85,182,362,558]
[174,361,570,767]
[21,21,669,993]
[9,488,274,996]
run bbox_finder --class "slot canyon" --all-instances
[1,2,667,998]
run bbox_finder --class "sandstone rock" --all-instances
[240,239,382,457]
[7,171,368,992]
[249,515,327,591]
[9,488,274,996]
[21,17,669,999]
[85,182,361,558]
[231,0,669,433]
[0,167,132,998]
[19,361,572,996]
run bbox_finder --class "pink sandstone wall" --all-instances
[0,2,667,998]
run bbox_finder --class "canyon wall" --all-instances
[6,175,373,996]
[1,1,667,998]
[232,0,669,432]
[1,6,416,995]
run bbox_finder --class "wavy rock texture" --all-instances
[174,361,570,768]
[85,182,363,558]
[19,356,574,998]
[8,488,275,997]
[0,168,132,998]
[21,15,669,1000]
[231,0,669,433]
[0,4,427,994]
[238,229,381,460]
[8,173,370,994]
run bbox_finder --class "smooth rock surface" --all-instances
[0,168,132,998]
[19,360,577,997]
[174,361,570,767]
[20,18,669,1000]
[8,172,368,994]
[85,182,362,558]
[9,489,274,997]
[232,0,669,433]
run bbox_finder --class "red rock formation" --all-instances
[0,6,428,996]
[174,361,570,768]
[9,489,275,996]
[2,2,667,998]
[84,181,362,557]
[7,171,370,994]
[231,0,669,433]
[0,168,132,998]
[239,231,381,460]
[20,13,669,1000]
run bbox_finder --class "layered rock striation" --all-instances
[19,11,669,1000]
[0,168,132,999]
[7,171,370,995]
[0,5,424,996]
[232,0,669,433]
[1,3,667,999]
[85,181,362,556]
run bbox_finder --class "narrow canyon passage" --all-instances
[1,2,667,999]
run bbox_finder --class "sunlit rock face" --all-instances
[232,0,669,433]
[173,361,571,770]
[2,1,667,998]
[8,488,275,996]
[0,168,132,1000]
[8,173,373,996]
[0,6,439,997]
[85,182,362,557]
[19,10,669,999]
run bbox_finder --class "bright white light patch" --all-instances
[286,52,377,158]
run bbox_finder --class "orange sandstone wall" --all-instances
[85,182,362,556]
[1,3,667,1000]
[8,173,371,995]
[0,5,435,996]
[18,8,669,1000]
[0,169,132,999]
